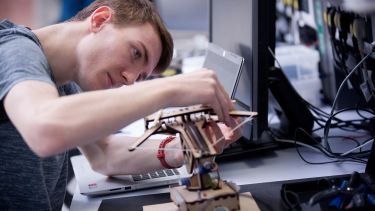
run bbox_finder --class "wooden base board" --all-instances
[143,192,260,211]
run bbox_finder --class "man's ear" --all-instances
[90,6,113,33]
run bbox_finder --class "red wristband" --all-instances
[157,136,175,169]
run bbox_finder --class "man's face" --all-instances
[76,22,162,91]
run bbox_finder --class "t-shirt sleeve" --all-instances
[0,34,55,101]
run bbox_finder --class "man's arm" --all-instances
[4,70,234,157]
[3,79,170,157]
[78,135,183,176]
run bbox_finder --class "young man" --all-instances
[0,0,238,209]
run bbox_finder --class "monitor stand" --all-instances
[267,66,315,142]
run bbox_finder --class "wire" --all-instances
[267,46,372,139]
[302,90,373,134]
[281,189,302,211]
[329,135,361,148]
[323,107,373,152]
[323,48,375,150]
[269,128,367,164]
[296,128,368,164]
[274,137,323,154]
[299,101,373,157]
[295,144,367,165]
[340,138,374,156]
[275,135,369,157]
[267,45,373,165]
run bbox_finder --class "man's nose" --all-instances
[122,71,140,85]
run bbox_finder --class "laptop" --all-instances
[203,43,244,98]
[71,155,190,196]
[72,44,244,197]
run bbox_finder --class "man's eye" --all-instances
[132,48,142,59]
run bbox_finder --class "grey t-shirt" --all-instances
[0,20,80,210]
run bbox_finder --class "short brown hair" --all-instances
[69,0,173,73]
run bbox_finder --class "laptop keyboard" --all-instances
[132,169,180,181]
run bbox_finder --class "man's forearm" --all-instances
[79,134,183,176]
[5,79,174,157]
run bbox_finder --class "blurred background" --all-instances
[0,0,211,76]
[0,0,61,29]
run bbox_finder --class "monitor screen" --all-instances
[209,0,276,142]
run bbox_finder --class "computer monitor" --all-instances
[209,0,276,143]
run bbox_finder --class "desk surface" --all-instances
[70,146,367,211]
[70,112,371,211]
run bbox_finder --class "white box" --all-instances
[275,45,322,106]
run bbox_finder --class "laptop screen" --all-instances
[202,43,244,99]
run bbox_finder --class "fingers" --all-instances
[230,117,243,141]
[214,83,231,125]
[216,75,235,110]
[201,69,233,125]
[204,122,225,153]
[166,69,233,124]
[217,118,242,148]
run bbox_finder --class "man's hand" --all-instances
[204,117,243,153]
[164,69,234,126]
[217,117,243,146]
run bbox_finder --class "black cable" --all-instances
[355,104,375,120]
[267,45,374,163]
[324,48,375,152]
[309,106,370,140]
[270,128,365,163]
[328,135,361,149]
[324,107,373,152]
[280,188,302,211]
[295,144,367,165]
[303,100,370,134]
[269,129,333,158]
[304,98,373,132]
[325,136,373,159]
[294,128,368,164]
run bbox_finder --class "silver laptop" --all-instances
[203,43,244,98]
[71,155,190,196]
